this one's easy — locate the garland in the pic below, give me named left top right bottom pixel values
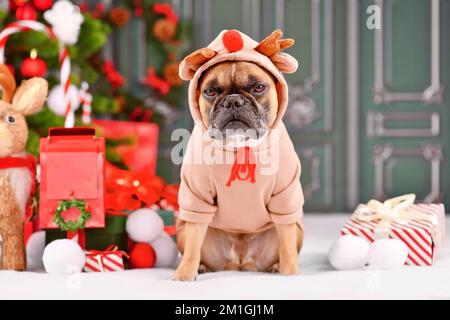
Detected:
left=53, top=199, right=92, bottom=232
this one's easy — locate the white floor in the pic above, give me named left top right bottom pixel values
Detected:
left=1, top=214, right=450, bottom=300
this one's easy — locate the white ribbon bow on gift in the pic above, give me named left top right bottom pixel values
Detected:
left=356, top=194, right=438, bottom=229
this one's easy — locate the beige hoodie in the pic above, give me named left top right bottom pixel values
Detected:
left=177, top=30, right=304, bottom=233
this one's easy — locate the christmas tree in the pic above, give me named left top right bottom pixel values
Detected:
left=0, top=0, right=191, bottom=159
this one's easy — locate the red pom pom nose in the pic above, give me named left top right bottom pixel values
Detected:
left=222, top=30, right=244, bottom=53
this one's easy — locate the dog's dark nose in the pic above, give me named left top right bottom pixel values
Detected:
left=223, top=94, right=245, bottom=109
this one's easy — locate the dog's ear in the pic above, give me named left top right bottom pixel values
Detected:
left=179, top=48, right=217, bottom=80
left=255, top=29, right=298, bottom=74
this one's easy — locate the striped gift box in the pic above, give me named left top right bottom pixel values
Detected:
left=84, top=245, right=129, bottom=272
left=342, top=203, right=446, bottom=266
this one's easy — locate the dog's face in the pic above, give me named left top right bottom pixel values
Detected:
left=198, top=61, right=278, bottom=143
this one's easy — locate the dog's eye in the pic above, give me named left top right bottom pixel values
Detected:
left=6, top=116, right=15, bottom=124
left=253, top=83, right=267, bottom=93
left=203, top=88, right=217, bottom=97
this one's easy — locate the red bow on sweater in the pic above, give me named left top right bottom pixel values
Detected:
left=226, top=147, right=257, bottom=187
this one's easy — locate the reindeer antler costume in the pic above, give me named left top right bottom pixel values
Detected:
left=0, top=65, right=47, bottom=271
left=176, top=30, right=304, bottom=234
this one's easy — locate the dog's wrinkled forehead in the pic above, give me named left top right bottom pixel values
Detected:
left=199, top=61, right=276, bottom=92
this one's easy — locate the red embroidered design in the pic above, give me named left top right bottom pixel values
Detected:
left=226, top=147, right=256, bottom=187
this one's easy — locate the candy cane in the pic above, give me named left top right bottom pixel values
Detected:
left=79, top=82, right=92, bottom=124
left=0, top=20, right=74, bottom=128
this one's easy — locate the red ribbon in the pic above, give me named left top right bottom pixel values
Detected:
left=85, top=245, right=130, bottom=259
left=105, top=162, right=165, bottom=211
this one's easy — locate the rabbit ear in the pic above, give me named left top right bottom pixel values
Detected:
left=0, top=64, right=16, bottom=103
left=12, top=78, right=48, bottom=115
left=179, top=48, right=217, bottom=80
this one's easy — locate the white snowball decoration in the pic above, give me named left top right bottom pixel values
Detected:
left=42, top=239, right=85, bottom=274
left=151, top=233, right=179, bottom=268
left=368, top=239, right=408, bottom=269
left=26, top=231, right=46, bottom=271
left=328, top=235, right=371, bottom=270
left=126, top=209, right=164, bottom=243
left=47, top=84, right=80, bottom=116
left=44, top=0, right=84, bottom=45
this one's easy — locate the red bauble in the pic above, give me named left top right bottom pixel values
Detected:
left=222, top=30, right=244, bottom=53
left=32, top=0, right=53, bottom=11
left=16, top=3, right=37, bottom=20
left=129, top=243, right=156, bottom=269
left=20, top=57, right=47, bottom=77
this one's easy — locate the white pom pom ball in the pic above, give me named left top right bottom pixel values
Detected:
left=126, top=209, right=164, bottom=243
left=368, top=239, right=408, bottom=269
left=26, top=231, right=46, bottom=271
left=47, top=84, right=80, bottom=116
left=329, top=235, right=371, bottom=270
left=151, top=233, right=179, bottom=268
left=42, top=239, right=85, bottom=274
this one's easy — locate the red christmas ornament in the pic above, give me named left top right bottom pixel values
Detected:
left=16, top=3, right=37, bottom=20
left=222, top=30, right=244, bottom=53
left=9, top=0, right=27, bottom=11
left=32, top=0, right=53, bottom=11
left=20, top=50, right=47, bottom=77
left=129, top=243, right=156, bottom=269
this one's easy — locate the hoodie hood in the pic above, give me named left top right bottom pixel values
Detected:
left=179, top=29, right=298, bottom=131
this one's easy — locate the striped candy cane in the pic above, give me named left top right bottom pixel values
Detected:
left=78, top=82, right=92, bottom=124
left=0, top=20, right=78, bottom=128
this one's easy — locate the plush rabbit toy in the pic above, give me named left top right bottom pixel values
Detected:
left=0, top=65, right=48, bottom=270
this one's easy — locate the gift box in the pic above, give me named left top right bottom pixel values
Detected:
left=39, top=128, right=106, bottom=232
left=46, top=213, right=129, bottom=251
left=342, top=194, right=445, bottom=266
left=93, top=119, right=159, bottom=174
left=84, top=245, right=129, bottom=272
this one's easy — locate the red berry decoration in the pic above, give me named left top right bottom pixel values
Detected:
left=32, top=0, right=53, bottom=11
left=20, top=51, right=47, bottom=78
left=222, top=30, right=244, bottom=53
left=129, top=243, right=156, bottom=269
left=16, top=3, right=37, bottom=20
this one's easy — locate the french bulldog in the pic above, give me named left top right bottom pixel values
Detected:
left=175, top=29, right=304, bottom=281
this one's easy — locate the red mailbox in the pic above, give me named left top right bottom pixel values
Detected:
left=39, top=128, right=106, bottom=231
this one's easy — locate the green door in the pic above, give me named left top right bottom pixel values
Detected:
left=356, top=0, right=450, bottom=208
left=108, top=0, right=450, bottom=212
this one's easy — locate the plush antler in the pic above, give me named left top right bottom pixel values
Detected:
left=0, top=64, right=16, bottom=103
left=185, top=48, right=217, bottom=66
left=255, top=29, right=294, bottom=57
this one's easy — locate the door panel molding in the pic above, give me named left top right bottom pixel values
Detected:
left=283, top=0, right=333, bottom=132
left=372, top=144, right=442, bottom=202
left=299, top=143, right=333, bottom=208
left=346, top=0, right=360, bottom=208
left=367, top=111, right=440, bottom=137
left=373, top=0, right=443, bottom=104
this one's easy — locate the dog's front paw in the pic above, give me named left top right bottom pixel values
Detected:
left=279, top=260, right=300, bottom=276
left=174, top=264, right=198, bottom=281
